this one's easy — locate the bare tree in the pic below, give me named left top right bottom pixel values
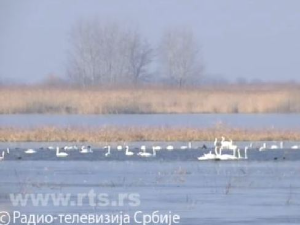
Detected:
left=67, top=20, right=153, bottom=86
left=125, top=31, right=153, bottom=84
left=67, top=19, right=101, bottom=87
left=160, top=28, right=203, bottom=87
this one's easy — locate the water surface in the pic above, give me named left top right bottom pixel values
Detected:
left=1, top=114, right=300, bottom=129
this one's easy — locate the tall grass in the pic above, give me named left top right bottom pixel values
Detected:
left=1, top=84, right=300, bottom=114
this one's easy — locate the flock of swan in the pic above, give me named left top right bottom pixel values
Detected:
left=0, top=137, right=298, bottom=161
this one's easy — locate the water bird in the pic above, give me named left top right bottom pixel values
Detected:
left=220, top=136, right=233, bottom=149
left=259, top=143, right=267, bottom=151
left=201, top=144, right=207, bottom=149
left=180, top=142, right=192, bottom=150
left=64, top=146, right=76, bottom=151
left=237, top=147, right=248, bottom=159
left=6, top=148, right=10, bottom=154
left=80, top=146, right=93, bottom=153
left=25, top=149, right=36, bottom=154
left=291, top=145, right=299, bottom=149
left=138, top=146, right=152, bottom=157
left=117, top=145, right=123, bottom=151
left=271, top=142, right=283, bottom=149
left=56, top=147, right=68, bottom=157
left=198, top=151, right=217, bottom=161
left=166, top=145, right=174, bottom=151
left=0, top=151, right=5, bottom=161
left=48, top=146, right=55, bottom=150
left=104, top=146, right=111, bottom=157
left=125, top=146, right=134, bottom=156
left=152, top=146, right=162, bottom=151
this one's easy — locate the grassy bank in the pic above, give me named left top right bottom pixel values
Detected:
left=1, top=126, right=300, bottom=142
left=1, top=84, right=300, bottom=114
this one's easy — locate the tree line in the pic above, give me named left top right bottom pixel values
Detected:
left=67, top=20, right=203, bottom=87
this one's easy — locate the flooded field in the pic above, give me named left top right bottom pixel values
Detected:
left=1, top=143, right=300, bottom=224
left=0, top=159, right=300, bottom=224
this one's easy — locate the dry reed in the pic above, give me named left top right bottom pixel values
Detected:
left=1, top=84, right=300, bottom=114
left=1, top=126, right=300, bottom=142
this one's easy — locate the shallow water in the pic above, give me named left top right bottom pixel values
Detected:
left=1, top=142, right=300, bottom=224
left=1, top=114, right=300, bottom=129
left=0, top=160, right=300, bottom=225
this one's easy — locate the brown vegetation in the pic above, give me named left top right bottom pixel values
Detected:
left=1, top=84, right=300, bottom=114
left=1, top=126, right=300, bottom=142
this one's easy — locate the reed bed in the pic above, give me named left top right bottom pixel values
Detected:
left=1, top=126, right=300, bottom=142
left=1, top=84, right=300, bottom=114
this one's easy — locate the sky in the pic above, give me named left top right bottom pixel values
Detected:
left=0, top=0, right=300, bottom=83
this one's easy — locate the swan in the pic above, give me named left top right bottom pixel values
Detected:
left=259, top=143, right=267, bottom=151
left=152, top=147, right=159, bottom=157
left=238, top=147, right=248, bottom=159
left=56, top=147, right=68, bottom=157
left=6, top=148, right=10, bottom=154
left=198, top=146, right=220, bottom=160
left=138, top=146, right=152, bottom=157
left=153, top=146, right=162, bottom=151
left=215, top=153, right=238, bottom=160
left=166, top=145, right=174, bottom=151
left=125, top=146, right=134, bottom=156
left=214, top=138, right=218, bottom=147
left=48, top=146, right=55, bottom=150
left=215, top=145, right=238, bottom=161
left=117, top=145, right=123, bottom=151
left=220, top=136, right=233, bottom=149
left=291, top=145, right=299, bottom=149
left=271, top=142, right=283, bottom=149
left=104, top=146, right=111, bottom=157
left=80, top=146, right=93, bottom=154
left=180, top=142, right=192, bottom=150
left=198, top=151, right=217, bottom=160
left=64, top=146, right=75, bottom=151
left=25, top=149, right=36, bottom=154
left=0, top=151, right=5, bottom=161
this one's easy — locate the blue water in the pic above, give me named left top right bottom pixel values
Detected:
left=1, top=114, right=300, bottom=129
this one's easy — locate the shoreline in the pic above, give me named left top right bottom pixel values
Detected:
left=1, top=126, right=300, bottom=142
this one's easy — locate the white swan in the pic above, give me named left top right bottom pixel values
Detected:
left=271, top=142, right=283, bottom=149
left=64, top=146, right=75, bottom=151
left=216, top=153, right=238, bottom=160
left=259, top=143, right=267, bottom=151
left=198, top=146, right=220, bottom=161
left=6, top=148, right=10, bottom=154
left=180, top=142, right=192, bottom=150
left=238, top=147, right=248, bottom=159
left=104, top=146, right=111, bottom=157
left=198, top=146, right=238, bottom=161
left=80, top=146, right=93, bottom=154
left=56, top=147, right=68, bottom=157
left=117, top=145, right=123, bottom=151
left=214, top=138, right=218, bottom=147
left=153, top=146, right=162, bottom=151
left=198, top=151, right=217, bottom=160
left=138, top=146, right=152, bottom=157
left=220, top=136, right=233, bottom=149
left=0, top=151, right=5, bottom=161
left=25, top=149, right=36, bottom=154
left=291, top=145, right=299, bottom=149
left=166, top=145, right=174, bottom=151
left=125, top=146, right=134, bottom=156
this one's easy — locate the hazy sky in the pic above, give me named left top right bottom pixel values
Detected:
left=1, top=0, right=300, bottom=83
